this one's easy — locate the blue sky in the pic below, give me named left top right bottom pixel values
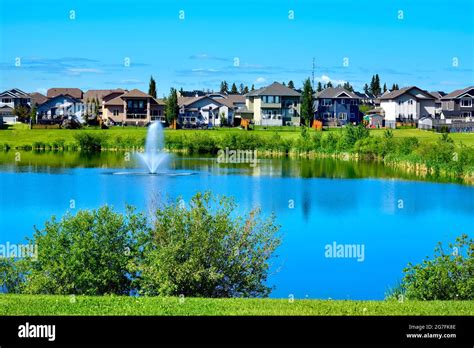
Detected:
left=0, top=0, right=473, bottom=96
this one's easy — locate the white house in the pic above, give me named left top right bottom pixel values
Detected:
left=379, top=86, right=436, bottom=128
left=178, top=95, right=237, bottom=127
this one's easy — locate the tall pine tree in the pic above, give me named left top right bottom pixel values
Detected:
left=166, top=88, right=179, bottom=126
left=220, top=81, right=229, bottom=94
left=300, top=78, right=314, bottom=127
left=288, top=80, right=295, bottom=89
left=230, top=83, right=238, bottom=94
left=148, top=76, right=157, bottom=98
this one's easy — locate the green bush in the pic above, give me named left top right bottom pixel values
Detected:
left=74, top=132, right=109, bottom=151
left=22, top=206, right=147, bottom=295
left=131, top=192, right=281, bottom=297
left=392, top=235, right=473, bottom=300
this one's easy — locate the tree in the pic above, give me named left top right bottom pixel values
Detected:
left=251, top=84, right=255, bottom=91
left=243, top=86, right=249, bottom=94
left=370, top=74, right=381, bottom=96
left=391, top=83, right=399, bottom=91
left=288, top=80, right=295, bottom=89
left=131, top=192, right=281, bottom=297
left=239, top=83, right=245, bottom=94
left=326, top=81, right=333, bottom=88
left=282, top=81, right=286, bottom=86
left=220, top=81, right=229, bottom=94
left=343, top=82, right=353, bottom=92
left=300, top=78, right=314, bottom=127
left=383, top=83, right=387, bottom=93
left=13, top=105, right=30, bottom=123
left=166, top=87, right=179, bottom=125
left=363, top=83, right=369, bottom=94
left=30, top=104, right=37, bottom=125
left=148, top=76, right=157, bottom=98
left=317, top=82, right=323, bottom=92
left=230, top=83, right=238, bottom=94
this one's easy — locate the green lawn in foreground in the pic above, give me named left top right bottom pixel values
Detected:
left=0, top=295, right=472, bottom=316
left=1, top=124, right=473, bottom=148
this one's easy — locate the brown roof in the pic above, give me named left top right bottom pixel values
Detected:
left=378, top=86, right=436, bottom=100
left=104, top=95, right=125, bottom=106
left=246, top=82, right=301, bottom=97
left=47, top=88, right=83, bottom=99
left=29, top=92, right=49, bottom=106
left=83, top=89, right=124, bottom=102
left=121, top=89, right=152, bottom=98
left=314, top=87, right=359, bottom=99
left=440, top=86, right=474, bottom=100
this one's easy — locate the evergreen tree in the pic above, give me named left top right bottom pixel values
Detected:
left=251, top=84, right=255, bottom=91
left=383, top=83, right=387, bottom=93
left=391, top=83, right=399, bottom=91
left=327, top=81, right=333, bottom=88
left=374, top=74, right=381, bottom=96
left=220, top=81, right=229, bottom=94
left=148, top=76, right=157, bottom=98
left=282, top=81, right=286, bottom=86
left=343, top=82, right=353, bottom=92
left=363, top=83, right=369, bottom=94
left=288, top=80, right=295, bottom=89
left=239, top=83, right=245, bottom=94
left=300, top=78, right=314, bottom=127
left=166, top=88, right=179, bottom=125
left=317, top=82, right=323, bottom=92
left=179, top=87, right=184, bottom=96
left=230, top=83, right=238, bottom=94
left=243, top=86, right=249, bottom=94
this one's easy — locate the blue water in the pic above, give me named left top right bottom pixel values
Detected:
left=0, top=157, right=473, bottom=300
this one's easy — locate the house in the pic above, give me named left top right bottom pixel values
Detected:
left=378, top=86, right=436, bottom=128
left=430, top=91, right=446, bottom=117
left=83, top=89, right=125, bottom=120
left=37, top=94, right=84, bottom=123
left=354, top=91, right=376, bottom=106
left=243, top=82, right=301, bottom=126
left=438, top=86, right=474, bottom=132
left=178, top=95, right=238, bottom=127
left=0, top=88, right=32, bottom=124
left=313, top=87, right=361, bottom=126
left=102, top=89, right=165, bottom=126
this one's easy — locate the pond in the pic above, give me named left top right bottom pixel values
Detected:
left=0, top=151, right=473, bottom=300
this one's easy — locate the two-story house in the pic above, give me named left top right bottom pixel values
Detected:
left=436, top=86, right=474, bottom=132
left=102, top=89, right=165, bottom=126
left=36, top=94, right=85, bottom=123
left=313, top=87, right=361, bottom=126
left=243, top=82, right=301, bottom=126
left=378, top=86, right=436, bottom=128
left=0, top=88, right=31, bottom=124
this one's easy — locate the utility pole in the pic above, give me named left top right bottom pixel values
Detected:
left=312, top=57, right=315, bottom=90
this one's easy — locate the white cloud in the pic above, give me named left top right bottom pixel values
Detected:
left=36, top=88, right=47, bottom=95
left=66, top=68, right=102, bottom=75
left=254, top=77, right=266, bottom=84
left=317, top=74, right=346, bottom=86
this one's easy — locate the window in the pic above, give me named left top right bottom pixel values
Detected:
left=340, top=99, right=345, bottom=104
left=127, top=100, right=133, bottom=108
left=2, top=98, right=12, bottom=103
left=350, top=99, right=358, bottom=105
left=113, top=110, right=119, bottom=116
left=461, top=98, right=472, bottom=107
left=321, top=99, right=332, bottom=106
left=408, top=100, right=414, bottom=105
left=339, top=113, right=347, bottom=120
left=138, top=101, right=144, bottom=109
left=461, top=112, right=472, bottom=117
left=323, top=112, right=331, bottom=120
left=398, top=100, right=402, bottom=105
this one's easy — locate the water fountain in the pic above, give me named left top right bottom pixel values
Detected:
left=138, top=121, right=168, bottom=174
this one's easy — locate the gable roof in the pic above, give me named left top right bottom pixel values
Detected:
left=314, top=87, right=359, bottom=99
left=83, top=89, right=125, bottom=102
left=0, top=88, right=31, bottom=99
left=246, top=82, right=301, bottom=97
left=47, top=88, right=83, bottom=99
left=440, top=86, right=474, bottom=100
left=121, top=89, right=152, bottom=98
left=378, top=86, right=436, bottom=100
left=429, top=91, right=446, bottom=100
left=29, top=92, right=49, bottom=105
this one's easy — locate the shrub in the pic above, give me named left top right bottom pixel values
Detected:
left=22, top=206, right=147, bottom=295
left=74, top=132, right=109, bottom=151
left=131, top=192, right=281, bottom=297
left=397, top=137, right=419, bottom=156
left=393, top=234, right=473, bottom=300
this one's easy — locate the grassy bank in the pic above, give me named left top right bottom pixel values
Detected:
left=1, top=295, right=472, bottom=316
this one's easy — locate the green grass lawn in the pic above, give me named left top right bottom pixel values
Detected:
left=1, top=124, right=473, bottom=149
left=0, top=295, right=472, bottom=316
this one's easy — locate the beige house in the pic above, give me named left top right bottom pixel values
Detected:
left=243, top=82, right=301, bottom=126
left=102, top=89, right=165, bottom=126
